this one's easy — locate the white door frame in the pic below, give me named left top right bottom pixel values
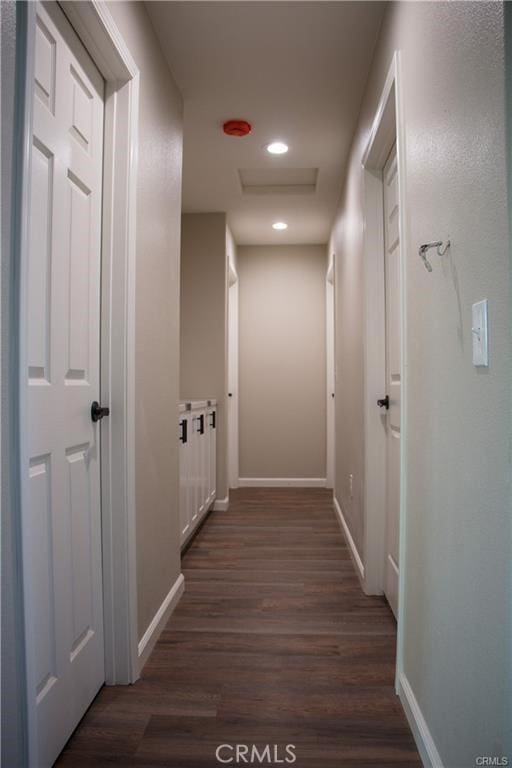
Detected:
left=227, top=264, right=239, bottom=489
left=361, top=51, right=408, bottom=688
left=326, top=255, right=335, bottom=489
left=17, top=3, right=140, bottom=759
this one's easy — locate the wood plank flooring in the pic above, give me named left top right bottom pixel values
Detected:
left=56, top=488, right=421, bottom=767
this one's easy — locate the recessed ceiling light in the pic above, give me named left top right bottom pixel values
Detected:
left=267, top=141, right=289, bottom=155
left=272, top=221, right=288, bottom=230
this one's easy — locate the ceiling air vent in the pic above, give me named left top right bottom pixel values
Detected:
left=238, top=167, right=318, bottom=195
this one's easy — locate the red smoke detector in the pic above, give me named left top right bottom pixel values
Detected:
left=223, top=119, right=252, bottom=137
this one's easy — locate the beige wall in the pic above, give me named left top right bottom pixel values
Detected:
left=238, top=245, right=327, bottom=480
left=107, top=1, right=183, bottom=641
left=180, top=213, right=229, bottom=500
left=330, top=1, right=511, bottom=762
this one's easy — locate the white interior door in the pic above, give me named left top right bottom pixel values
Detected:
left=24, top=4, right=105, bottom=765
left=382, top=144, right=401, bottom=618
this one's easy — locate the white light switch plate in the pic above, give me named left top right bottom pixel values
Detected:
left=472, top=299, right=488, bottom=367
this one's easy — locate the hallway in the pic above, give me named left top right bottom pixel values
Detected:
left=3, top=1, right=512, bottom=764
left=56, top=489, right=420, bottom=767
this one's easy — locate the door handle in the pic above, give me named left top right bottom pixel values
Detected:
left=179, top=418, right=188, bottom=444
left=377, top=395, right=390, bottom=410
left=91, top=401, right=110, bottom=422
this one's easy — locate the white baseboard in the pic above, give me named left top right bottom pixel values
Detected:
left=213, top=496, right=229, bottom=511
left=333, top=496, right=365, bottom=581
left=238, top=477, right=327, bottom=488
left=398, top=673, right=443, bottom=768
left=138, top=573, right=185, bottom=671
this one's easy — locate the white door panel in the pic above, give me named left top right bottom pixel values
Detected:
left=383, top=145, right=401, bottom=618
left=208, top=408, right=217, bottom=503
left=25, top=4, right=105, bottom=765
left=193, top=409, right=207, bottom=517
left=179, top=413, right=191, bottom=543
left=190, top=413, right=200, bottom=523
left=200, top=411, right=208, bottom=514
left=180, top=405, right=217, bottom=546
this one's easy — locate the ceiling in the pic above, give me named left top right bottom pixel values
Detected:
left=146, top=2, right=384, bottom=245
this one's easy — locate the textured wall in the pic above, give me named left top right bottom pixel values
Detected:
left=107, top=1, right=183, bottom=641
left=330, top=2, right=512, bottom=763
left=180, top=213, right=229, bottom=500
left=238, top=245, right=327, bottom=480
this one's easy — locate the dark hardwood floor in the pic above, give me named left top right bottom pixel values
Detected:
left=57, top=488, right=421, bottom=767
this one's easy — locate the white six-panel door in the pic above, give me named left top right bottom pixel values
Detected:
left=383, top=144, right=401, bottom=618
left=25, top=4, right=105, bottom=765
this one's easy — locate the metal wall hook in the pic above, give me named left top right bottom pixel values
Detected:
left=419, top=240, right=450, bottom=272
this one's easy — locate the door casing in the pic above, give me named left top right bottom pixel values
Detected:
left=326, top=256, right=335, bottom=490
left=227, top=266, right=239, bottom=489
left=16, top=2, right=140, bottom=761
left=361, top=51, right=408, bottom=690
